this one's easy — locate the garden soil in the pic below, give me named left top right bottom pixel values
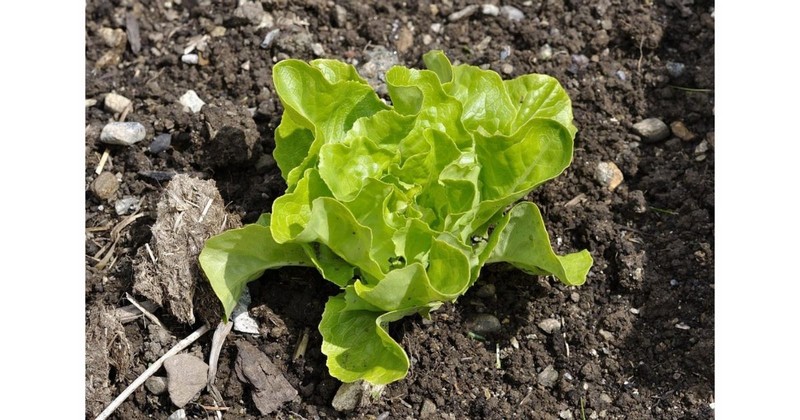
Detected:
left=85, top=0, right=714, bottom=418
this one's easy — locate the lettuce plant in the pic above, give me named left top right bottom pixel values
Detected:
left=199, top=51, right=592, bottom=385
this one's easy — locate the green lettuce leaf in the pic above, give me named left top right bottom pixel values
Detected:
left=199, top=51, right=592, bottom=386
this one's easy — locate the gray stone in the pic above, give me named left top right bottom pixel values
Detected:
left=500, top=5, right=525, bottom=21
left=311, top=43, right=325, bottom=57
left=598, top=329, right=614, bottom=341
left=475, top=283, right=496, bottom=298
left=481, top=4, right=500, bottom=16
left=332, top=381, right=364, bottom=412
left=145, top=376, right=168, bottom=395
left=537, top=318, right=561, bottom=334
left=420, top=398, right=437, bottom=419
left=179, top=90, right=205, bottom=113
left=666, top=61, right=685, bottom=78
left=233, top=1, right=265, bottom=25
left=100, top=122, right=146, bottom=146
left=231, top=288, right=260, bottom=334
left=594, top=161, right=624, bottom=191
left=149, top=133, right=172, bottom=154
left=632, top=118, right=670, bottom=143
left=448, top=5, right=479, bottom=22
left=104, top=92, right=132, bottom=114
left=467, top=313, right=501, bottom=335
left=91, top=172, right=119, bottom=200
left=333, top=5, right=348, bottom=27
left=114, top=196, right=140, bottom=215
left=260, top=28, right=280, bottom=49
left=167, top=409, right=187, bottom=420
left=235, top=341, right=297, bottom=414
left=539, top=44, right=553, bottom=60
left=538, top=365, right=559, bottom=388
left=559, top=409, right=574, bottom=419
left=164, top=354, right=209, bottom=408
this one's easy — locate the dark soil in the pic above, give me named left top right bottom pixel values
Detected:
left=85, top=0, right=714, bottom=418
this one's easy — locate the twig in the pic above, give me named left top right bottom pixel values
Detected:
left=197, top=198, right=213, bottom=223
left=125, top=293, right=167, bottom=331
left=95, top=148, right=111, bottom=175
left=293, top=328, right=310, bottom=360
left=145, top=243, right=157, bottom=265
left=114, top=300, right=160, bottom=324
left=637, top=37, right=644, bottom=73
left=95, top=323, right=211, bottom=420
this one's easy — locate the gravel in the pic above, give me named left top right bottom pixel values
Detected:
left=100, top=122, right=146, bottom=146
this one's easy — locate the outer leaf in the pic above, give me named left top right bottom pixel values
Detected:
left=199, top=222, right=314, bottom=320
left=320, top=293, right=436, bottom=385
left=487, top=202, right=593, bottom=286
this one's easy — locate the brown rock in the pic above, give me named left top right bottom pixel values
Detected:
left=670, top=121, right=696, bottom=141
left=235, top=341, right=297, bottom=414
left=91, top=172, right=119, bottom=200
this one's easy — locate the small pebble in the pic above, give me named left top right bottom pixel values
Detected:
left=629, top=308, right=640, bottom=315
left=231, top=288, right=260, bottom=334
left=164, top=354, right=209, bottom=407
left=100, top=122, right=146, bottom=146
left=537, top=318, right=561, bottom=334
left=260, top=28, right=280, bottom=49
left=91, top=172, right=119, bottom=200
left=670, top=279, right=679, bottom=287
left=559, top=409, right=574, bottom=419
left=467, top=313, right=501, bottom=335
left=594, top=161, right=624, bottom=191
left=104, top=92, right=132, bottom=114
left=86, top=98, right=98, bottom=108
left=422, top=34, right=433, bottom=45
left=570, top=292, right=580, bottom=302
left=600, top=393, right=613, bottom=404
left=481, top=4, right=500, bottom=16
left=311, top=43, right=325, bottom=57
left=539, top=44, right=553, bottom=60
left=537, top=365, right=559, bottom=388
left=475, top=283, right=496, bottom=298
left=167, top=409, right=187, bottom=420
left=675, top=322, right=691, bottom=330
left=448, top=4, right=479, bottom=22
left=500, top=45, right=511, bottom=60
left=500, top=5, right=525, bottom=21
left=332, top=381, right=364, bottom=412
left=598, top=329, right=614, bottom=341
left=333, top=5, right=348, bottom=27
left=179, top=90, right=205, bottom=113
left=665, top=61, right=685, bottom=78
left=670, top=121, right=696, bottom=141
left=420, top=399, right=437, bottom=419
left=694, top=140, right=709, bottom=155
left=98, top=27, right=126, bottom=48
left=181, top=54, right=199, bottom=64
left=115, top=196, right=140, bottom=215
left=149, top=133, right=172, bottom=154
left=430, top=23, right=442, bottom=33
left=145, top=376, right=168, bottom=395
left=501, top=64, right=514, bottom=75
left=632, top=118, right=670, bottom=143
left=510, top=336, right=520, bottom=349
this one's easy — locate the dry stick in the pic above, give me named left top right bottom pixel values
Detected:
left=95, top=148, right=111, bottom=174
left=125, top=292, right=167, bottom=331
left=94, top=323, right=211, bottom=420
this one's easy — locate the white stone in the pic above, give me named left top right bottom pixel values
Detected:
left=104, top=92, right=132, bottom=114
left=179, top=90, right=205, bottom=113
left=100, top=122, right=146, bottom=146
